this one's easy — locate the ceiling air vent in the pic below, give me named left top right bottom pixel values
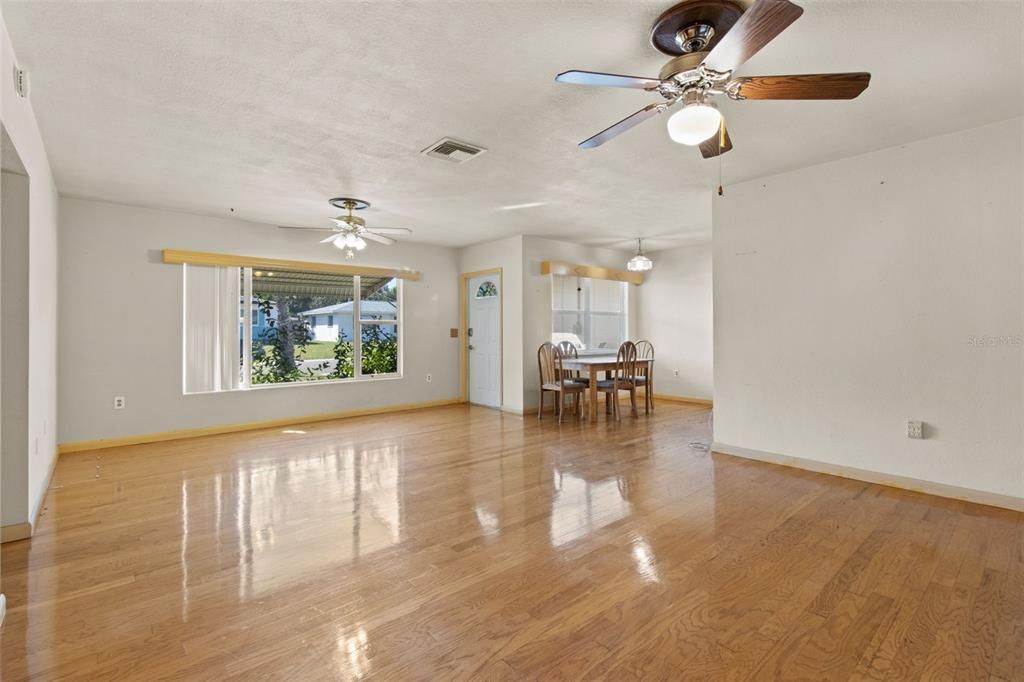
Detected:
left=421, top=137, right=487, bottom=163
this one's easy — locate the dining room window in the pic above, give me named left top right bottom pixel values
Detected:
left=550, top=274, right=627, bottom=353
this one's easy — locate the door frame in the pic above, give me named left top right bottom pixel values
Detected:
left=459, top=268, right=503, bottom=406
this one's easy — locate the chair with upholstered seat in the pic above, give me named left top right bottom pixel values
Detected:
left=538, top=342, right=587, bottom=423
left=635, top=340, right=654, bottom=414
left=596, top=341, right=639, bottom=420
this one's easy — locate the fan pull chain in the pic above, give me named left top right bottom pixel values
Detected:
left=717, top=121, right=725, bottom=197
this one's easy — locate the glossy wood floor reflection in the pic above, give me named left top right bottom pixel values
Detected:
left=2, top=403, right=1022, bottom=681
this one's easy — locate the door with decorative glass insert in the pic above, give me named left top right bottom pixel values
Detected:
left=468, top=274, right=501, bottom=408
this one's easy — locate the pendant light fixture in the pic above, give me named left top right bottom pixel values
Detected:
left=627, top=238, right=653, bottom=272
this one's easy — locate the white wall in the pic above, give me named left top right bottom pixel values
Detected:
left=58, top=197, right=461, bottom=444
left=1, top=171, right=29, bottom=525
left=635, top=243, right=713, bottom=401
left=458, top=235, right=524, bottom=411
left=521, top=236, right=635, bottom=410
left=713, top=117, right=1024, bottom=502
left=1, top=17, right=61, bottom=530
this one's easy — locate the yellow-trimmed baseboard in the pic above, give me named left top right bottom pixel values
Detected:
left=1, top=523, right=31, bottom=543
left=58, top=398, right=463, bottom=455
left=653, top=394, right=713, bottom=406
left=712, top=441, right=1024, bottom=513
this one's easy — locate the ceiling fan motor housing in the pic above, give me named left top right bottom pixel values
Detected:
left=335, top=215, right=366, bottom=229
left=676, top=22, right=715, bottom=52
left=658, top=52, right=709, bottom=81
left=650, top=0, right=744, bottom=56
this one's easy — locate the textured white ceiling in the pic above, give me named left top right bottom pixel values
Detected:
left=3, top=1, right=1022, bottom=247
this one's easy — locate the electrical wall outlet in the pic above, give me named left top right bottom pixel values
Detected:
left=425, top=374, right=432, bottom=383
left=907, top=420, right=923, bottom=439
left=113, top=396, right=126, bottom=410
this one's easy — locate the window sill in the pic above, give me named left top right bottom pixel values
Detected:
left=186, top=374, right=403, bottom=396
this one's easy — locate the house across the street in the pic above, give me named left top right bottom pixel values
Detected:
left=300, top=300, right=397, bottom=342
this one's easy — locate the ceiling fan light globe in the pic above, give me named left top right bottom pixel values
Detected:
left=666, top=103, right=722, bottom=145
left=331, top=236, right=346, bottom=250
left=354, top=237, right=367, bottom=251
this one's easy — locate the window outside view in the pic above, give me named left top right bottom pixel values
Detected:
left=551, top=275, right=627, bottom=352
left=245, top=269, right=400, bottom=386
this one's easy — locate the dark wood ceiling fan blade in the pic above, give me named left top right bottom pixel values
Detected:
left=701, top=0, right=804, bottom=74
left=732, top=72, right=870, bottom=99
left=699, top=121, right=733, bottom=158
left=579, top=102, right=665, bottom=149
left=556, top=70, right=662, bottom=90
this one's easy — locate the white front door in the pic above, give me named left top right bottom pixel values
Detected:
left=468, top=274, right=501, bottom=408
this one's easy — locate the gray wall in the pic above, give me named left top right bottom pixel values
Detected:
left=1, top=170, right=29, bottom=525
left=58, top=197, right=462, bottom=444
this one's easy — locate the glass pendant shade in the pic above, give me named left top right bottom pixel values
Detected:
left=627, top=239, right=653, bottom=272
left=333, top=233, right=367, bottom=250
left=627, top=254, right=653, bottom=272
left=666, top=102, right=722, bottom=145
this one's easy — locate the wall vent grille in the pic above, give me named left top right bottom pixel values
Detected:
left=421, top=137, right=486, bottom=163
left=14, top=65, right=28, bottom=98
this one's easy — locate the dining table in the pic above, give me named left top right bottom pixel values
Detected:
left=560, top=355, right=652, bottom=421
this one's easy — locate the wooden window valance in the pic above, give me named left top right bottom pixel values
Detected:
left=540, top=260, right=643, bottom=285
left=161, top=249, right=421, bottom=281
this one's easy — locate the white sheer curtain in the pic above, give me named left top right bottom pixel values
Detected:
left=183, top=264, right=241, bottom=393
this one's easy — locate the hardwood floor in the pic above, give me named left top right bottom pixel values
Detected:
left=1, top=403, right=1021, bottom=680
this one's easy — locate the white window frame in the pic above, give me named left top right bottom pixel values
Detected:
left=550, top=274, right=628, bottom=354
left=231, top=268, right=402, bottom=391
left=356, top=275, right=403, bottom=378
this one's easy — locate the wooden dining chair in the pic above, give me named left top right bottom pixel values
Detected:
left=635, top=340, right=654, bottom=414
left=537, top=342, right=587, bottom=423
left=596, top=341, right=639, bottom=421
left=556, top=340, right=589, bottom=385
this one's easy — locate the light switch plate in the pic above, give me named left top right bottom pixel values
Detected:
left=907, top=420, right=923, bottom=439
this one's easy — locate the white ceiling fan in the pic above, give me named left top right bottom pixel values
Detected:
left=279, top=198, right=412, bottom=259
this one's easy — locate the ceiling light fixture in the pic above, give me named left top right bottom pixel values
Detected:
left=627, top=239, right=653, bottom=272
left=666, top=92, right=722, bottom=145
left=333, top=234, right=367, bottom=251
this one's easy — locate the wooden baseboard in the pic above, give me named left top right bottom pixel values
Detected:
left=1, top=523, right=32, bottom=543
left=712, top=442, right=1024, bottom=513
left=654, top=394, right=713, bottom=406
left=58, top=398, right=463, bottom=455
left=516, top=395, right=711, bottom=415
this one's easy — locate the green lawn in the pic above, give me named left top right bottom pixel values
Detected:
left=299, top=341, right=336, bottom=360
